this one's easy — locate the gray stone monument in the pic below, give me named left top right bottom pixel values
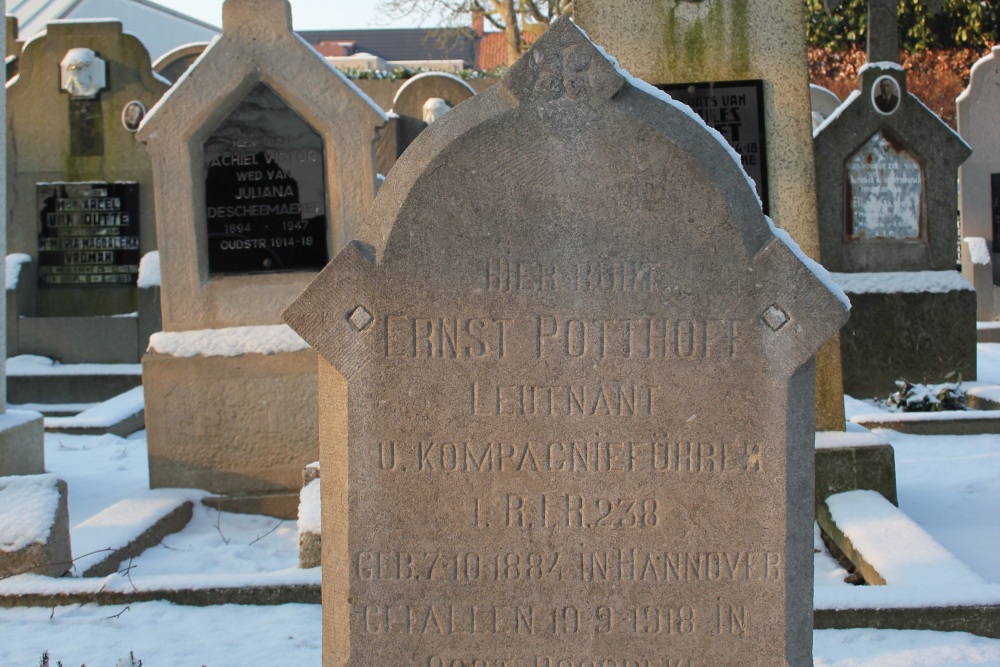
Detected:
left=137, top=0, right=386, bottom=515
left=285, top=20, right=848, bottom=666
left=957, top=47, right=1000, bottom=322
left=814, top=62, right=974, bottom=396
left=574, top=0, right=849, bottom=432
left=5, top=20, right=168, bottom=364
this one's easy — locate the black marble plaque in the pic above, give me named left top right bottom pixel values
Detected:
left=992, top=174, right=1000, bottom=254
left=657, top=80, right=770, bottom=214
left=37, top=182, right=140, bottom=287
left=69, top=98, right=104, bottom=156
left=204, top=83, right=328, bottom=275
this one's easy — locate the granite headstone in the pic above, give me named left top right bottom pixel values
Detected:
left=285, top=20, right=848, bottom=667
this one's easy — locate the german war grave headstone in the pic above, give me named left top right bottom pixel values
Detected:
left=574, top=0, right=848, bottom=432
left=813, top=8, right=974, bottom=397
left=957, top=47, right=1000, bottom=323
left=5, top=20, right=168, bottom=374
left=137, top=0, right=386, bottom=516
left=285, top=19, right=849, bottom=666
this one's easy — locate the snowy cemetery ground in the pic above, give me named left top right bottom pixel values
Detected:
left=1, top=349, right=1000, bottom=665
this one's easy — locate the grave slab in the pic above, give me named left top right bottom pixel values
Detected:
left=44, top=386, right=145, bottom=436
left=818, top=489, right=984, bottom=587
left=286, top=19, right=848, bottom=667
left=0, top=475, right=71, bottom=578
left=72, top=491, right=200, bottom=577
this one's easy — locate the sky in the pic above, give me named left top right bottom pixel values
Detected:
left=153, top=0, right=452, bottom=31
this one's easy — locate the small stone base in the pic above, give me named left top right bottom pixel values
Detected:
left=0, top=410, right=45, bottom=476
left=0, top=476, right=71, bottom=578
left=299, top=532, right=321, bottom=569
left=840, top=287, right=977, bottom=398
left=143, top=348, right=318, bottom=499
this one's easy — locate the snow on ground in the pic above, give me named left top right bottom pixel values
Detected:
left=0, top=602, right=320, bottom=666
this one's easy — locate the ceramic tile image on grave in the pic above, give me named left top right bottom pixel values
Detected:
left=285, top=19, right=848, bottom=667
left=204, top=82, right=329, bottom=275
left=36, top=182, right=141, bottom=287
left=846, top=131, right=923, bottom=241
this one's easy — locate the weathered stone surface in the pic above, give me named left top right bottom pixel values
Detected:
left=814, top=65, right=971, bottom=273
left=574, top=0, right=848, bottom=432
left=0, top=411, right=45, bottom=476
left=136, top=0, right=386, bottom=331
left=286, top=20, right=847, bottom=667
left=836, top=281, right=977, bottom=398
left=143, top=348, right=318, bottom=497
left=957, top=47, right=1000, bottom=317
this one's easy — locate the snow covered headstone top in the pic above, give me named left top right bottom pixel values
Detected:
left=285, top=18, right=847, bottom=667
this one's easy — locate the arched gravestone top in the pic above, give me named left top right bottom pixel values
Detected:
left=809, top=84, right=841, bottom=129
left=814, top=63, right=971, bottom=272
left=390, top=72, right=476, bottom=153
left=286, top=19, right=847, bottom=667
left=136, top=0, right=387, bottom=331
left=152, top=42, right=208, bottom=85
left=957, top=46, right=1000, bottom=247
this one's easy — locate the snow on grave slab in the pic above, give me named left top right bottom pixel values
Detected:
left=6, top=355, right=142, bottom=376
left=148, top=324, right=309, bottom=358
left=851, top=409, right=1000, bottom=435
left=816, top=422, right=891, bottom=449
left=0, top=474, right=71, bottom=577
left=44, top=386, right=144, bottom=436
left=71, top=489, right=206, bottom=577
left=824, top=489, right=985, bottom=587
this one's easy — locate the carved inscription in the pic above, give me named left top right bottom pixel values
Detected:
left=203, top=82, right=328, bottom=275
left=383, top=315, right=743, bottom=362
left=376, top=440, right=764, bottom=475
left=355, top=550, right=782, bottom=583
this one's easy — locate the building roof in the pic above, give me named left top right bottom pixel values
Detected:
left=298, top=28, right=477, bottom=69
left=475, top=30, right=536, bottom=70
left=9, top=0, right=219, bottom=38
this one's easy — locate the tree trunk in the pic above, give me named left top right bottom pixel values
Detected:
left=495, top=0, right=521, bottom=65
